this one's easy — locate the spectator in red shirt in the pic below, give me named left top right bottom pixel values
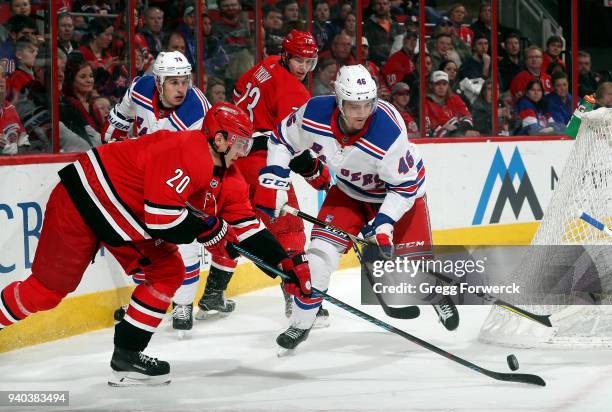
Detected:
left=6, top=36, right=37, bottom=103
left=541, top=35, right=565, bottom=75
left=79, top=17, right=117, bottom=73
left=509, top=45, right=552, bottom=101
left=425, top=70, right=479, bottom=137
left=60, top=52, right=103, bottom=147
left=390, top=81, right=419, bottom=138
left=382, top=30, right=417, bottom=87
left=447, top=3, right=474, bottom=48
left=0, top=68, right=30, bottom=155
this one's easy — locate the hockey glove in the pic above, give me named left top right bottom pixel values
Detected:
left=280, top=251, right=312, bottom=297
left=362, top=214, right=395, bottom=259
left=254, top=165, right=290, bottom=218
left=302, top=158, right=331, bottom=191
left=102, top=109, right=133, bottom=143
left=197, top=217, right=239, bottom=260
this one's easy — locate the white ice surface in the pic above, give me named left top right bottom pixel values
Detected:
left=1, top=267, right=612, bottom=412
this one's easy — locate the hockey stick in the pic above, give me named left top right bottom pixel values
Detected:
left=282, top=205, right=419, bottom=319
left=282, top=205, right=552, bottom=328
left=230, top=243, right=546, bottom=386
left=352, top=242, right=420, bottom=319
left=422, top=268, right=552, bottom=328
left=579, top=211, right=612, bottom=237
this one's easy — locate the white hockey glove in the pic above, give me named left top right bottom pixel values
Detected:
left=254, top=165, right=290, bottom=218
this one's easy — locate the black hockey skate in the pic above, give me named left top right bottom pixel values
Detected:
left=113, top=304, right=128, bottom=322
left=195, top=291, right=235, bottom=320
left=108, top=347, right=170, bottom=386
left=432, top=296, right=460, bottom=331
left=312, top=305, right=330, bottom=329
left=277, top=325, right=311, bottom=356
left=171, top=303, right=193, bottom=338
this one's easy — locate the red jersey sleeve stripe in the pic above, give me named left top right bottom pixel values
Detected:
left=145, top=208, right=189, bottom=230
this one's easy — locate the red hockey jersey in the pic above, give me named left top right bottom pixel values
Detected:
left=58, top=129, right=216, bottom=245
left=233, top=55, right=310, bottom=132
left=203, top=165, right=264, bottom=242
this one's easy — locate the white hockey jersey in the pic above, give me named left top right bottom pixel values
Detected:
left=105, top=75, right=210, bottom=140
left=267, top=95, right=426, bottom=223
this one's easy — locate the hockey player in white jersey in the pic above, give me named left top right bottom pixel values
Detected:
left=102, top=51, right=214, bottom=334
left=255, top=65, right=460, bottom=351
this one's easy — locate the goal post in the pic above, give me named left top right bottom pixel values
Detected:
left=478, top=108, right=612, bottom=348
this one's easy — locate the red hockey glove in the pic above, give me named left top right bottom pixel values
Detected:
left=254, top=166, right=290, bottom=218
left=197, top=217, right=239, bottom=260
left=280, top=251, right=312, bottom=297
left=302, top=158, right=331, bottom=191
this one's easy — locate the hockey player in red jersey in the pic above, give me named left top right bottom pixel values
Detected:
left=198, top=29, right=330, bottom=321
left=0, top=103, right=312, bottom=386
left=102, top=51, right=216, bottom=333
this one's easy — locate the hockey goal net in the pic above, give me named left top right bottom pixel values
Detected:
left=479, top=108, right=612, bottom=348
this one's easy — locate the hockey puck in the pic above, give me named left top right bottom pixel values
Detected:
left=507, top=354, right=519, bottom=371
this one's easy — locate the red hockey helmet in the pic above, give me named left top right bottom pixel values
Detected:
left=282, top=30, right=319, bottom=72
left=203, top=102, right=254, bottom=157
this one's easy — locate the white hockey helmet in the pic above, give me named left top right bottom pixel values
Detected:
left=334, top=64, right=378, bottom=118
left=152, top=51, right=192, bottom=89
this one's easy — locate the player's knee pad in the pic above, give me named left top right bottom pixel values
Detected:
left=306, top=238, right=343, bottom=291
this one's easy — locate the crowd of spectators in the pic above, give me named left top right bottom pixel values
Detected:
left=1, top=0, right=611, bottom=156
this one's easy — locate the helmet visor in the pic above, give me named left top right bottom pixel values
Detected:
left=291, top=56, right=319, bottom=72
left=342, top=99, right=376, bottom=118
left=227, top=134, right=253, bottom=157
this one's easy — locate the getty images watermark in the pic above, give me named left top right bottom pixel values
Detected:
left=370, top=256, right=521, bottom=296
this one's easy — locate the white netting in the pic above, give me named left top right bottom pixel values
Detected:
left=479, top=108, right=612, bottom=348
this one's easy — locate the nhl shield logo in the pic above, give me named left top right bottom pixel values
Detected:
left=210, top=179, right=219, bottom=188
left=325, top=214, right=334, bottom=223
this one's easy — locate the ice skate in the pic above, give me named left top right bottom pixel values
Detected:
left=108, top=347, right=170, bottom=386
left=195, top=291, right=235, bottom=320
left=276, top=325, right=311, bottom=356
left=171, top=303, right=193, bottom=339
left=432, top=295, right=460, bottom=331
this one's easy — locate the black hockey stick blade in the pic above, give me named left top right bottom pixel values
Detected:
left=382, top=304, right=420, bottom=319
left=231, top=244, right=546, bottom=387
left=355, top=244, right=420, bottom=319
left=483, top=370, right=546, bottom=386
